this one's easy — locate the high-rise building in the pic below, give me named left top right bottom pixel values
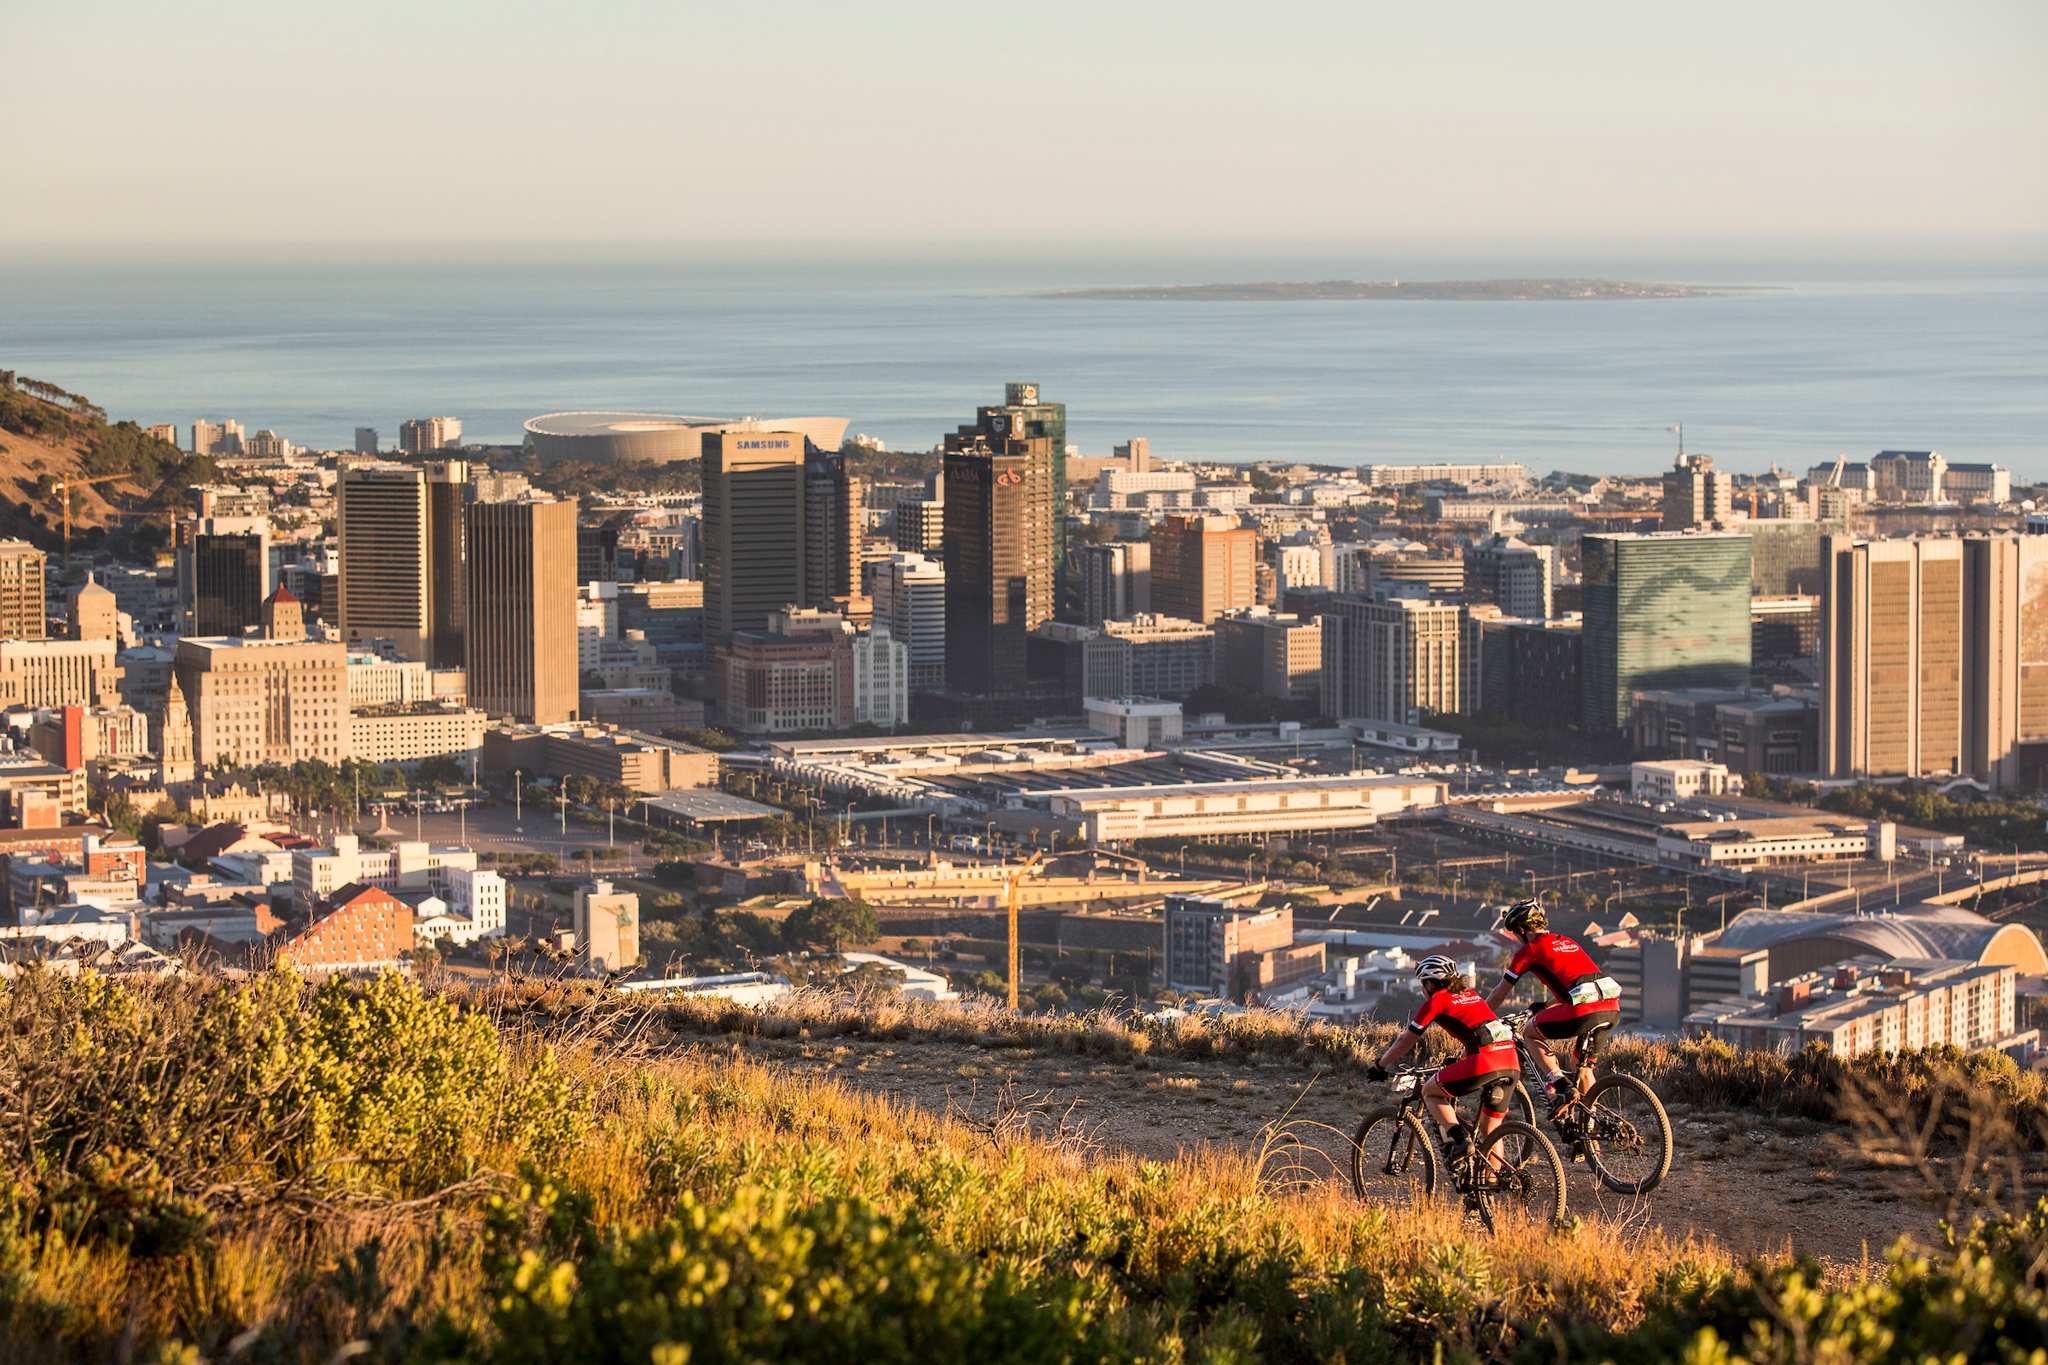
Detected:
left=179, top=516, right=269, bottom=638
left=951, top=384, right=1067, bottom=593
left=941, top=430, right=1055, bottom=695
left=891, top=494, right=944, bottom=554
left=190, top=420, right=222, bottom=456
left=1463, top=534, right=1554, bottom=618
left=1150, top=514, right=1256, bottom=624
left=1319, top=593, right=1464, bottom=724
left=338, top=463, right=431, bottom=657
left=0, top=540, right=47, bottom=640
left=1076, top=541, right=1152, bottom=625
left=1661, top=453, right=1735, bottom=530
left=145, top=423, right=178, bottom=446
left=1821, top=533, right=2048, bottom=788
left=872, top=552, right=946, bottom=690
left=398, top=416, right=463, bottom=453
left=803, top=448, right=864, bottom=607
left=353, top=427, right=380, bottom=455
left=336, top=462, right=467, bottom=663
left=702, top=430, right=809, bottom=643
left=425, top=460, right=469, bottom=669
left=1581, top=532, right=1753, bottom=733
left=465, top=498, right=578, bottom=725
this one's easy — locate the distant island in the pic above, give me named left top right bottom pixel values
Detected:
left=1042, top=277, right=1744, bottom=302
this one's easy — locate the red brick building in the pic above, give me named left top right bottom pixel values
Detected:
left=271, top=882, right=413, bottom=973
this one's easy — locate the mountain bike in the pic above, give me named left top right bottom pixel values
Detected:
left=1349, top=1063, right=1568, bottom=1231
left=1498, top=1008, right=1673, bottom=1196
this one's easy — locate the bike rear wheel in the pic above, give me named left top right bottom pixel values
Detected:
left=1580, top=1073, right=1674, bottom=1195
left=1470, top=1119, right=1568, bottom=1231
left=1350, top=1107, right=1439, bottom=1205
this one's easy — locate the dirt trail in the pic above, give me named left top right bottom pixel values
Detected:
left=700, top=1032, right=2002, bottom=1266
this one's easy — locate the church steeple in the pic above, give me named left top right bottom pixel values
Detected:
left=158, top=672, right=195, bottom=787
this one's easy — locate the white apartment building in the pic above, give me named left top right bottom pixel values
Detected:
left=1686, top=960, right=2028, bottom=1059
left=292, top=834, right=483, bottom=903
left=1631, top=760, right=1734, bottom=803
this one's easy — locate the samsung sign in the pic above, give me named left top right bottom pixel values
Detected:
left=735, top=438, right=792, bottom=450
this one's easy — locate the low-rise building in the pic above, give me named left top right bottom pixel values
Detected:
left=1045, top=773, right=1448, bottom=844
left=1630, top=759, right=1734, bottom=803
left=482, top=722, right=719, bottom=794
left=575, top=878, right=639, bottom=973
left=1685, top=959, right=2033, bottom=1060
left=349, top=703, right=488, bottom=767
left=1163, top=895, right=1323, bottom=1001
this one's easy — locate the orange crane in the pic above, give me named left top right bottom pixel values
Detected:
left=51, top=473, right=127, bottom=567
left=1000, top=848, right=1046, bottom=1010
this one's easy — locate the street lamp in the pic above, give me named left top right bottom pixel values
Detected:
left=513, top=769, right=523, bottom=833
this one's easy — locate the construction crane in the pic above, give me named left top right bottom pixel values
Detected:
left=1000, top=848, right=1046, bottom=1010
left=50, top=473, right=126, bottom=568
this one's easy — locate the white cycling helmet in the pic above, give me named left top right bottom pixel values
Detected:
left=1414, top=955, right=1459, bottom=986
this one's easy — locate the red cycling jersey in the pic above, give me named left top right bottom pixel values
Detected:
left=1501, top=932, right=1607, bottom=1004
left=1407, top=986, right=1514, bottom=1056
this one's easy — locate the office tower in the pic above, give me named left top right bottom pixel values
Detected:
left=953, top=382, right=1068, bottom=591
left=942, top=431, right=1054, bottom=695
left=803, top=448, right=864, bottom=606
left=1082, top=615, right=1216, bottom=700
left=0, top=540, right=47, bottom=640
left=1464, top=534, right=1554, bottom=618
left=1820, top=533, right=2048, bottom=788
left=702, top=430, right=808, bottom=642
left=1150, top=514, right=1256, bottom=624
left=353, top=427, right=379, bottom=455
left=179, top=516, right=269, bottom=637
left=578, top=521, right=621, bottom=584
left=69, top=575, right=117, bottom=643
left=1581, top=532, right=1752, bottom=733
left=1365, top=553, right=1465, bottom=598
left=1077, top=541, right=1151, bottom=625
left=1961, top=535, right=2048, bottom=787
left=190, top=420, right=223, bottom=456
left=219, top=420, right=245, bottom=455
left=0, top=640, right=122, bottom=709
left=872, top=552, right=946, bottom=689
left=173, top=634, right=348, bottom=768
left=398, top=416, right=463, bottom=453
left=891, top=495, right=944, bottom=554
left=1661, top=453, right=1734, bottom=530
left=425, top=460, right=469, bottom=669
left=1113, top=437, right=1151, bottom=472
left=1319, top=594, right=1464, bottom=724
left=465, top=497, right=577, bottom=724
left=145, top=423, right=178, bottom=445
left=338, top=464, right=430, bottom=657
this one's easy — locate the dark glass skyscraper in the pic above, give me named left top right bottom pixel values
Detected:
left=959, top=383, right=1066, bottom=597
left=942, top=428, right=1054, bottom=695
left=1580, top=531, right=1753, bottom=732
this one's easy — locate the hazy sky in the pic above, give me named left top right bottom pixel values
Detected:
left=6, top=0, right=2044, bottom=251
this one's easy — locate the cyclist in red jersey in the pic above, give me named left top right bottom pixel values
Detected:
left=1486, top=898, right=1622, bottom=1119
left=1368, top=955, right=1517, bottom=1165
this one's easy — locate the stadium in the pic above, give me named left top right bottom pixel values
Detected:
left=523, top=411, right=851, bottom=464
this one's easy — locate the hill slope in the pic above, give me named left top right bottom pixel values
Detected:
left=0, top=968, right=2040, bottom=1363
left=0, top=371, right=211, bottom=552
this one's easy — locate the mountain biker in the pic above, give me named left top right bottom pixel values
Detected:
left=1486, top=897, right=1622, bottom=1121
left=1368, top=955, right=1518, bottom=1167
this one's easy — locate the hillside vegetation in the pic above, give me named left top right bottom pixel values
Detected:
left=0, top=372, right=212, bottom=553
left=1, top=968, right=2041, bottom=1362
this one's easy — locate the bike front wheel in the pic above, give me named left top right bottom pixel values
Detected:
left=1350, top=1106, right=1439, bottom=1206
left=1470, top=1119, right=1568, bottom=1231
left=1580, top=1073, right=1674, bottom=1195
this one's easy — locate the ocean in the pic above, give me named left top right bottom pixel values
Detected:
left=2, top=251, right=2043, bottom=478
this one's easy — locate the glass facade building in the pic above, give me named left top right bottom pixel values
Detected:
left=1581, top=532, right=1753, bottom=732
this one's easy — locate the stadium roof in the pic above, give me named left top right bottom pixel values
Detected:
left=1715, top=905, right=2046, bottom=976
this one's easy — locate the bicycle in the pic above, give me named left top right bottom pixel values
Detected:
left=1498, top=1008, right=1673, bottom=1196
left=1349, top=1063, right=1568, bottom=1231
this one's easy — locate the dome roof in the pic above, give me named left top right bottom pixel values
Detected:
left=1717, top=904, right=2046, bottom=975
